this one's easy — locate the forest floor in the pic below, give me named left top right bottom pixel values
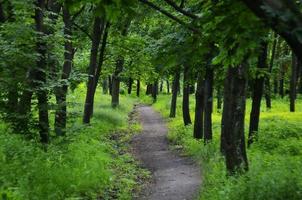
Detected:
left=131, top=105, right=201, bottom=200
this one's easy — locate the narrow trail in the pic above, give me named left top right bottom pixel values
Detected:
left=132, top=105, right=201, bottom=200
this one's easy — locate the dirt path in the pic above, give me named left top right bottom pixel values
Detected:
left=132, top=105, right=201, bottom=200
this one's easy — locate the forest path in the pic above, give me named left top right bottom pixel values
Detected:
left=131, top=105, right=201, bottom=200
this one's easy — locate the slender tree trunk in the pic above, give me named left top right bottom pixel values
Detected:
left=166, top=80, right=170, bottom=93
left=54, top=6, right=73, bottom=136
left=83, top=17, right=103, bottom=123
left=170, top=71, right=180, bottom=118
left=35, top=0, right=49, bottom=143
left=193, top=73, right=204, bottom=139
left=265, top=33, right=277, bottom=109
left=136, top=79, right=140, bottom=97
left=290, top=53, right=298, bottom=112
left=204, top=67, right=214, bottom=142
left=217, top=86, right=222, bottom=111
left=128, top=78, right=133, bottom=94
left=182, top=65, right=192, bottom=126
left=152, top=81, right=158, bottom=102
left=159, top=80, right=163, bottom=93
left=221, top=63, right=249, bottom=175
left=248, top=42, right=268, bottom=146
left=146, top=84, right=153, bottom=95
left=111, top=57, right=124, bottom=108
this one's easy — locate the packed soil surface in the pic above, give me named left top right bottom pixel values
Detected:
left=131, top=105, right=201, bottom=200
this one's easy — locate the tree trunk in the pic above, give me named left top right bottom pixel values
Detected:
left=248, top=42, right=268, bottom=146
left=159, top=80, right=163, bottom=93
left=170, top=71, right=180, bottom=118
left=35, top=0, right=49, bottom=143
left=83, top=17, right=103, bottom=123
left=193, top=73, right=204, bottom=139
left=166, top=80, right=170, bottom=93
left=182, top=65, right=192, bottom=126
left=152, top=81, right=158, bottom=102
left=146, top=84, right=153, bottom=95
left=265, top=33, right=277, bottom=109
left=204, top=67, right=214, bottom=142
left=290, top=53, right=298, bottom=112
left=111, top=57, right=124, bottom=108
left=221, top=63, right=248, bottom=175
left=128, top=78, right=133, bottom=94
left=217, top=86, right=222, bottom=111
left=136, top=79, right=140, bottom=97
left=54, top=6, right=73, bottom=136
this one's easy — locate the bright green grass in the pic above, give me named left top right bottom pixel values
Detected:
left=150, top=94, right=302, bottom=200
left=0, top=85, right=149, bottom=200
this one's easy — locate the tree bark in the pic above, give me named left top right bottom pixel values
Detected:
left=279, top=68, right=285, bottom=98
left=83, top=17, right=103, bottom=123
left=152, top=81, right=158, bottom=102
left=159, top=80, right=163, bottom=93
left=35, top=0, right=49, bottom=143
left=54, top=5, right=73, bottom=136
left=102, top=78, right=108, bottom=94
left=217, top=86, right=222, bottom=111
left=221, top=63, right=249, bottom=175
left=204, top=67, right=214, bottom=142
left=193, top=73, right=204, bottom=139
left=136, top=79, right=140, bottom=97
left=290, top=53, right=298, bottom=112
left=166, top=80, right=170, bottom=93
left=248, top=42, right=268, bottom=146
left=182, top=65, right=192, bottom=126
left=128, top=78, right=133, bottom=94
left=146, top=84, right=153, bottom=95
left=170, top=71, right=180, bottom=118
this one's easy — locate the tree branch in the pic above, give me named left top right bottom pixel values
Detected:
left=72, top=21, right=93, bottom=40
left=163, top=0, right=198, bottom=19
left=138, top=0, right=199, bottom=33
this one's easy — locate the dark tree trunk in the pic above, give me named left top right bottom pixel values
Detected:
left=182, top=65, right=192, bottom=126
left=204, top=67, right=214, bottom=142
left=166, top=80, right=170, bottom=93
left=83, top=17, right=103, bottom=123
left=170, top=71, right=180, bottom=118
left=248, top=42, right=268, bottom=146
left=146, top=84, right=153, bottom=95
left=221, top=63, right=248, bottom=175
left=136, top=79, right=140, bottom=97
left=111, top=57, right=124, bottom=108
left=193, top=73, right=204, bottom=139
left=108, top=75, right=112, bottom=95
left=217, top=86, right=222, bottom=111
left=102, top=78, right=108, bottom=94
left=273, top=79, right=278, bottom=95
left=152, top=81, right=158, bottom=102
left=54, top=6, right=73, bottom=136
left=35, top=0, right=49, bottom=143
left=265, top=33, right=277, bottom=109
left=159, top=80, right=163, bottom=93
left=128, top=78, right=133, bottom=94
left=189, top=85, right=195, bottom=94
left=290, top=53, right=298, bottom=112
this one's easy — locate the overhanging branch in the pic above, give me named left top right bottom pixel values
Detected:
left=163, top=0, right=198, bottom=19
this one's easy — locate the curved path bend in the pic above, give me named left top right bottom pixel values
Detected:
left=132, top=105, right=201, bottom=200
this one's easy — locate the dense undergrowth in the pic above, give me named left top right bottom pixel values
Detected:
left=151, top=94, right=302, bottom=200
left=0, top=85, right=149, bottom=200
